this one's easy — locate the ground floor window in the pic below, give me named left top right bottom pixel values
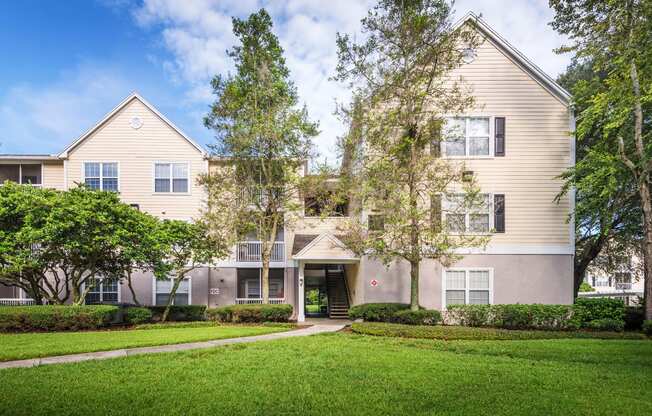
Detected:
left=444, top=268, right=492, bottom=307
left=237, top=268, right=284, bottom=299
left=154, top=277, right=190, bottom=305
left=85, top=278, right=119, bottom=304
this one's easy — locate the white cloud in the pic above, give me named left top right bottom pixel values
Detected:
left=129, top=0, right=571, bottom=163
left=0, top=64, right=131, bottom=154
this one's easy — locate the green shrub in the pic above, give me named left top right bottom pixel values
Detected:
left=578, top=282, right=595, bottom=292
left=207, top=304, right=293, bottom=323
left=643, top=320, right=652, bottom=336
left=573, top=298, right=625, bottom=326
left=391, top=309, right=441, bottom=326
left=124, top=307, right=153, bottom=325
left=348, top=303, right=411, bottom=322
left=0, top=305, right=118, bottom=332
left=624, top=307, right=645, bottom=331
left=445, top=305, right=491, bottom=327
left=445, top=304, right=577, bottom=330
left=147, top=305, right=207, bottom=322
left=586, top=318, right=625, bottom=332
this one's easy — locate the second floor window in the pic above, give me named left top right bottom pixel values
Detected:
left=84, top=162, right=118, bottom=191
left=443, top=117, right=490, bottom=157
left=155, top=162, right=189, bottom=193
left=444, top=193, right=491, bottom=233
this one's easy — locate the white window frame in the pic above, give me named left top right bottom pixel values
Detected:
left=443, top=193, right=494, bottom=234
left=83, top=277, right=121, bottom=304
left=153, top=161, right=191, bottom=195
left=442, top=116, right=494, bottom=158
left=151, top=276, right=192, bottom=305
left=441, top=267, right=494, bottom=309
left=82, top=161, right=120, bottom=191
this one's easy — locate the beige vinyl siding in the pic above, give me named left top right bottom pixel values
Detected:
left=442, top=35, right=572, bottom=246
left=65, top=98, right=207, bottom=220
left=42, top=161, right=65, bottom=190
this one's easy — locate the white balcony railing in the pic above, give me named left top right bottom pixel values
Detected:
left=236, top=241, right=284, bottom=262
left=0, top=298, right=36, bottom=306
left=236, top=298, right=286, bottom=305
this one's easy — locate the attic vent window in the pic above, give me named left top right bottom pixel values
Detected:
left=130, top=117, right=143, bottom=129
left=462, top=47, right=476, bottom=64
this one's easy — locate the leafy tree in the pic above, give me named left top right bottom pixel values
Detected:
left=555, top=59, right=642, bottom=296
left=333, top=0, right=489, bottom=311
left=0, top=182, right=58, bottom=304
left=201, top=9, right=318, bottom=303
left=154, top=220, right=228, bottom=322
left=550, top=0, right=652, bottom=318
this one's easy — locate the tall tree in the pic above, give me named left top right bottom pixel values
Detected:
left=334, top=0, right=489, bottom=311
left=555, top=59, right=642, bottom=296
left=202, top=9, right=318, bottom=304
left=550, top=0, right=652, bottom=318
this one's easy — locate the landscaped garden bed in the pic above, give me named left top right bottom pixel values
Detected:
left=351, top=322, right=649, bottom=341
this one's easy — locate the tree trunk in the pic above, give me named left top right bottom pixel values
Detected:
left=162, top=273, right=185, bottom=322
left=639, top=180, right=652, bottom=319
left=127, top=273, right=140, bottom=306
left=410, top=260, right=419, bottom=311
left=260, top=220, right=278, bottom=304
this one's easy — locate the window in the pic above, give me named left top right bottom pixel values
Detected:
left=85, top=278, right=119, bottom=304
left=237, top=268, right=285, bottom=299
left=304, top=193, right=349, bottom=217
left=444, top=269, right=492, bottom=307
left=84, top=162, right=118, bottom=191
left=444, top=193, right=491, bottom=233
left=154, top=162, right=189, bottom=193
left=368, top=214, right=385, bottom=231
left=443, top=117, right=490, bottom=157
left=154, top=277, right=190, bottom=305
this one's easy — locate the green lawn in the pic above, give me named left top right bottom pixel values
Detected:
left=1, top=332, right=650, bottom=415
left=0, top=324, right=290, bottom=362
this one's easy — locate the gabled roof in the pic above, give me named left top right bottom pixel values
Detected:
left=292, top=232, right=359, bottom=262
left=57, top=92, right=207, bottom=158
left=453, top=12, right=571, bottom=105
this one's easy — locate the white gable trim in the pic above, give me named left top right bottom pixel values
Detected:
left=57, top=92, right=207, bottom=158
left=292, top=233, right=359, bottom=261
left=454, top=12, right=571, bottom=106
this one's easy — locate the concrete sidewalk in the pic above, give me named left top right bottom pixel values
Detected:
left=0, top=324, right=346, bottom=370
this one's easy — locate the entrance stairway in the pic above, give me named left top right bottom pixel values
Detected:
left=326, top=266, right=350, bottom=319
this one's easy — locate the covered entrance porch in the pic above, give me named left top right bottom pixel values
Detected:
left=292, top=233, right=359, bottom=322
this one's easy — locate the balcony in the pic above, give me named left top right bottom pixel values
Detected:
left=0, top=164, right=42, bottom=187
left=235, top=298, right=285, bottom=305
left=0, top=298, right=37, bottom=306
left=236, top=241, right=285, bottom=262
left=615, top=283, right=632, bottom=291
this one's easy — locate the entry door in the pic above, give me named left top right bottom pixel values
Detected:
left=304, top=275, right=328, bottom=317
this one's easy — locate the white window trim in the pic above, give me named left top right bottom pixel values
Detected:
left=443, top=192, right=495, bottom=235
left=152, top=161, right=191, bottom=195
left=151, top=275, right=193, bottom=305
left=441, top=115, right=496, bottom=159
left=82, top=161, right=120, bottom=191
left=441, top=267, right=494, bottom=309
left=82, top=277, right=122, bottom=304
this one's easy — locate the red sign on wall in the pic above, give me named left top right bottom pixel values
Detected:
left=370, top=279, right=378, bottom=287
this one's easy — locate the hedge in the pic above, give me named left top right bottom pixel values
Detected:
left=391, top=309, right=441, bottom=326
left=624, top=307, right=645, bottom=331
left=0, top=305, right=119, bottom=332
left=124, top=307, right=153, bottom=325
left=348, top=303, right=411, bottom=322
left=207, top=304, right=293, bottom=323
left=146, top=305, right=207, bottom=322
left=586, top=318, right=625, bottom=332
left=445, top=299, right=627, bottom=331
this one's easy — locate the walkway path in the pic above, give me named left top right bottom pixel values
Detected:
left=0, top=324, right=346, bottom=370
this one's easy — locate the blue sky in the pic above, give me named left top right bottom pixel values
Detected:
left=0, top=0, right=570, bottom=161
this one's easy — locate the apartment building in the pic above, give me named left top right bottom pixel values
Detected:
left=0, top=14, right=575, bottom=320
